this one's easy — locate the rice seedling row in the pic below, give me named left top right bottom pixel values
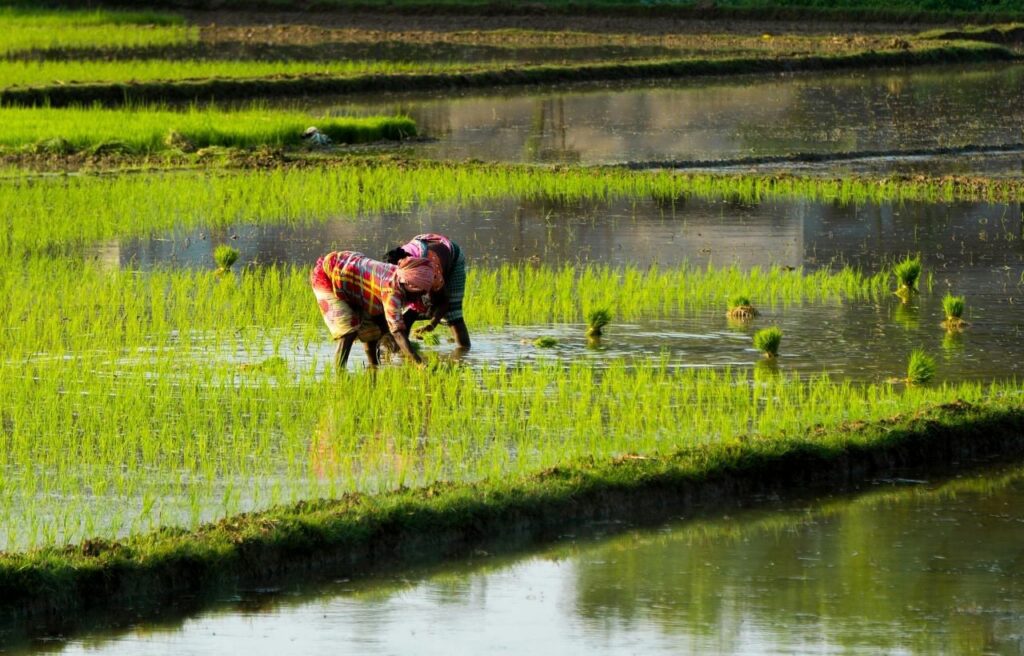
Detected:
left=4, top=163, right=1024, bottom=256
left=0, top=106, right=416, bottom=154
left=0, top=8, right=193, bottom=56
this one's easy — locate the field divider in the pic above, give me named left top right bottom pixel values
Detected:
left=0, top=43, right=1013, bottom=108
left=2, top=399, right=1023, bottom=633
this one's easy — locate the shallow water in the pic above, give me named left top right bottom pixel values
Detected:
left=89, top=193, right=1024, bottom=381
left=25, top=461, right=1024, bottom=655
left=304, top=62, right=1024, bottom=172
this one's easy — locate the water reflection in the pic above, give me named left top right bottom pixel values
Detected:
left=35, top=464, right=1024, bottom=655
left=303, top=63, right=1024, bottom=167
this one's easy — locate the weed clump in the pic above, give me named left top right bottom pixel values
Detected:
left=893, top=256, right=922, bottom=301
left=726, top=294, right=758, bottom=319
left=214, top=245, right=239, bottom=273
left=753, top=326, right=782, bottom=358
left=586, top=308, right=612, bottom=338
left=905, top=349, right=936, bottom=385
left=942, top=293, right=968, bottom=330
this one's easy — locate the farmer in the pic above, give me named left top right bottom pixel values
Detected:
left=384, top=233, right=471, bottom=350
left=301, top=126, right=332, bottom=148
left=310, top=250, right=438, bottom=369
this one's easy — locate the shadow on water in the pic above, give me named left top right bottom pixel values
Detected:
left=13, top=458, right=1024, bottom=655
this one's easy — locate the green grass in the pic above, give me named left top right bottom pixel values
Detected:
left=0, top=7, right=194, bottom=56
left=0, top=106, right=416, bottom=154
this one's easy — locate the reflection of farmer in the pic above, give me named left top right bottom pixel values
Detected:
left=310, top=251, right=437, bottom=369
left=385, top=233, right=471, bottom=350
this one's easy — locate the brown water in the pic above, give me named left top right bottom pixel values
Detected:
left=307, top=62, right=1024, bottom=173
left=21, top=462, right=1024, bottom=655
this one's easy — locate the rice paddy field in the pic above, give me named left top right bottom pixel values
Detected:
left=3, top=3, right=1024, bottom=652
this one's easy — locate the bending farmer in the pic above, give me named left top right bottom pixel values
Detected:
left=310, top=251, right=437, bottom=369
left=385, top=233, right=471, bottom=349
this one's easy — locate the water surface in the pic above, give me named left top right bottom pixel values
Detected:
left=27, top=462, right=1024, bottom=655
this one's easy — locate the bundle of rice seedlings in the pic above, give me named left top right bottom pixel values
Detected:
left=753, top=326, right=782, bottom=358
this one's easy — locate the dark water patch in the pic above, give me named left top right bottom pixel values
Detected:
left=26, top=460, right=1024, bottom=655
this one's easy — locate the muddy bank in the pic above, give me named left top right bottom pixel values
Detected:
left=2, top=400, right=1024, bottom=642
left=0, top=43, right=1010, bottom=107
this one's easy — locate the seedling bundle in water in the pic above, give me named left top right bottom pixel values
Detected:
left=893, top=256, right=922, bottom=301
left=942, top=293, right=968, bottom=330
left=214, top=244, right=239, bottom=273
left=905, top=349, right=936, bottom=385
left=586, top=308, right=612, bottom=338
left=753, top=326, right=783, bottom=358
left=727, top=294, right=758, bottom=319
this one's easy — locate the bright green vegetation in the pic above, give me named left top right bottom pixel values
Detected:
left=0, top=58, right=480, bottom=90
left=0, top=7, right=193, bottom=56
left=893, top=255, right=922, bottom=298
left=753, top=326, right=783, bottom=358
left=0, top=330, right=1018, bottom=550
left=1, top=389, right=1021, bottom=621
left=906, top=349, right=937, bottom=385
left=7, top=162, right=1024, bottom=256
left=0, top=106, right=416, bottom=154
left=942, top=293, right=967, bottom=328
left=585, top=308, right=612, bottom=338
left=533, top=336, right=559, bottom=347
left=213, top=244, right=239, bottom=272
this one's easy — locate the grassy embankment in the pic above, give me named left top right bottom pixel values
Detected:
left=1, top=389, right=1022, bottom=620
left=0, top=106, right=416, bottom=155
left=24, top=0, right=1024, bottom=22
left=0, top=40, right=1011, bottom=106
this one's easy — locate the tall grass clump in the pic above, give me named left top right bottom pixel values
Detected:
left=942, top=293, right=967, bottom=329
left=753, top=326, right=782, bottom=358
left=905, top=349, right=937, bottom=385
left=586, top=307, right=612, bottom=338
left=893, top=255, right=922, bottom=301
left=214, top=245, right=239, bottom=273
left=726, top=293, right=758, bottom=319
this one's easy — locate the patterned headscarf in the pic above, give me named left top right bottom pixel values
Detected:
left=395, top=256, right=439, bottom=293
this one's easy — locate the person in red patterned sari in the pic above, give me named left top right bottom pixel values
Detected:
left=310, top=251, right=439, bottom=369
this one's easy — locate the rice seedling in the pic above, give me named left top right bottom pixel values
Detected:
left=213, top=245, right=239, bottom=273
left=0, top=106, right=416, bottom=154
left=585, top=307, right=612, bottom=338
left=533, top=336, right=559, bottom=348
left=420, top=331, right=442, bottom=346
left=0, top=7, right=194, bottom=56
left=942, top=293, right=968, bottom=330
left=893, top=255, right=922, bottom=301
left=0, top=58, right=481, bottom=91
left=753, top=326, right=782, bottom=358
left=905, top=349, right=937, bottom=385
left=726, top=293, right=758, bottom=319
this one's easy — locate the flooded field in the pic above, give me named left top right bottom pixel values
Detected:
left=24, top=461, right=1024, bottom=655
left=93, top=193, right=1024, bottom=379
left=314, top=63, right=1024, bottom=171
